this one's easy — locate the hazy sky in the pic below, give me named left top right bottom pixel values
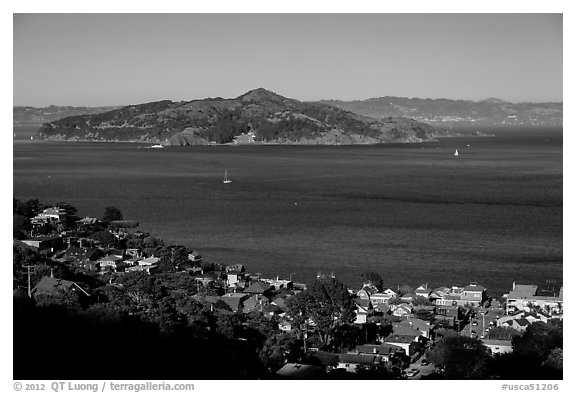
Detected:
left=13, top=13, right=562, bottom=106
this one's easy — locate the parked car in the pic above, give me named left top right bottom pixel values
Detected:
left=406, top=369, right=420, bottom=378
left=472, top=321, right=478, bottom=326
left=421, top=360, right=430, bottom=366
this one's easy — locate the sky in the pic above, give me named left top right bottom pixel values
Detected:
left=13, top=13, right=562, bottom=107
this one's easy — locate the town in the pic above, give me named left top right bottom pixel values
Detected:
left=13, top=199, right=563, bottom=380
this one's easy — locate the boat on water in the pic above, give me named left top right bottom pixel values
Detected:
left=454, top=149, right=459, bottom=156
left=150, top=144, right=164, bottom=149
left=223, top=169, right=232, bottom=184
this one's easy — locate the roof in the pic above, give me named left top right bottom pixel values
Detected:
left=276, top=363, right=325, bottom=379
left=77, top=217, right=99, bottom=224
left=138, top=256, right=159, bottom=266
left=108, top=220, right=139, bottom=228
left=100, top=255, right=122, bottom=262
left=384, top=335, right=416, bottom=344
left=355, top=298, right=372, bottom=309
left=482, top=339, right=512, bottom=347
left=463, top=283, right=486, bottom=292
left=245, top=281, right=272, bottom=294
left=220, top=296, right=243, bottom=312
left=508, top=284, right=538, bottom=298
left=355, top=344, right=404, bottom=356
left=338, top=353, right=380, bottom=365
left=34, top=276, right=90, bottom=297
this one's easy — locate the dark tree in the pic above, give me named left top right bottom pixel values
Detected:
left=426, top=335, right=490, bottom=379
left=89, top=230, right=121, bottom=248
left=156, top=245, right=190, bottom=272
left=13, top=214, right=31, bottom=239
left=102, top=206, right=123, bottom=223
left=361, top=271, right=384, bottom=292
left=286, top=276, right=356, bottom=347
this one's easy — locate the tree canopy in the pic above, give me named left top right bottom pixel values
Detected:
left=286, top=276, right=356, bottom=347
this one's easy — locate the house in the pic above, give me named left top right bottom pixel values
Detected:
left=353, top=344, right=406, bottom=362
left=262, top=304, right=282, bottom=318
left=400, top=292, right=417, bottom=303
left=461, top=283, right=487, bottom=306
left=187, top=251, right=202, bottom=263
left=76, top=216, right=100, bottom=230
left=482, top=339, right=513, bottom=354
left=33, top=276, right=90, bottom=297
left=369, top=289, right=397, bottom=305
left=429, top=286, right=451, bottom=303
left=505, top=282, right=563, bottom=316
left=414, top=284, right=432, bottom=298
left=21, top=236, right=63, bottom=254
left=276, top=363, right=325, bottom=379
left=233, top=132, right=256, bottom=145
left=99, top=255, right=123, bottom=269
left=226, top=265, right=246, bottom=286
left=261, top=277, right=293, bottom=290
left=354, top=299, right=374, bottom=324
left=356, top=285, right=375, bottom=301
left=244, top=281, right=272, bottom=298
left=31, top=207, right=67, bottom=225
left=383, top=335, right=419, bottom=356
left=391, top=303, right=413, bottom=317
left=220, top=293, right=250, bottom=313
left=126, top=265, right=158, bottom=274
left=336, top=353, right=382, bottom=373
left=435, top=305, right=461, bottom=328
left=393, top=318, right=431, bottom=339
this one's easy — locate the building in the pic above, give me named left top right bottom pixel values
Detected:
left=336, top=353, right=382, bottom=373
left=21, top=235, right=63, bottom=254
left=276, top=363, right=325, bottom=379
left=33, top=276, right=90, bottom=297
left=505, top=282, right=563, bottom=316
left=434, top=283, right=487, bottom=307
left=482, top=339, right=513, bottom=355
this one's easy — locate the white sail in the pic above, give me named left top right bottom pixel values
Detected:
left=454, top=149, right=459, bottom=156
left=223, top=169, right=232, bottom=184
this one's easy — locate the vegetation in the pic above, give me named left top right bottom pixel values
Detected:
left=36, top=88, right=442, bottom=144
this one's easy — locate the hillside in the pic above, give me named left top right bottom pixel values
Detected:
left=13, top=105, right=121, bottom=126
left=36, top=89, right=453, bottom=145
left=319, top=97, right=562, bottom=128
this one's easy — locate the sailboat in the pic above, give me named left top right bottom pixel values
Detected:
left=454, top=149, right=459, bottom=156
left=223, top=169, right=232, bottom=184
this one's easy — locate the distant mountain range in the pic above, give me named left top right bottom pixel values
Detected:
left=319, top=97, right=562, bottom=128
left=32, top=89, right=455, bottom=145
left=13, top=105, right=121, bottom=126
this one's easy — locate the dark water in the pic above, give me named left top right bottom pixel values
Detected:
left=13, top=126, right=563, bottom=295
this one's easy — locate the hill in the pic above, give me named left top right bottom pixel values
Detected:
left=13, top=105, right=121, bottom=126
left=36, top=89, right=454, bottom=145
left=319, top=97, right=562, bottom=128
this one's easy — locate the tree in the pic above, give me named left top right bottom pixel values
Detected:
left=486, top=326, right=520, bottom=340
left=259, top=333, right=304, bottom=371
left=542, top=348, right=562, bottom=371
left=361, top=271, right=383, bottom=292
left=156, top=245, right=190, bottom=272
left=412, top=296, right=433, bottom=306
left=286, top=277, right=356, bottom=347
left=426, top=335, right=490, bottom=379
left=512, top=321, right=562, bottom=361
left=13, top=214, right=31, bottom=239
left=102, top=206, right=123, bottom=223
left=89, top=230, right=120, bottom=248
